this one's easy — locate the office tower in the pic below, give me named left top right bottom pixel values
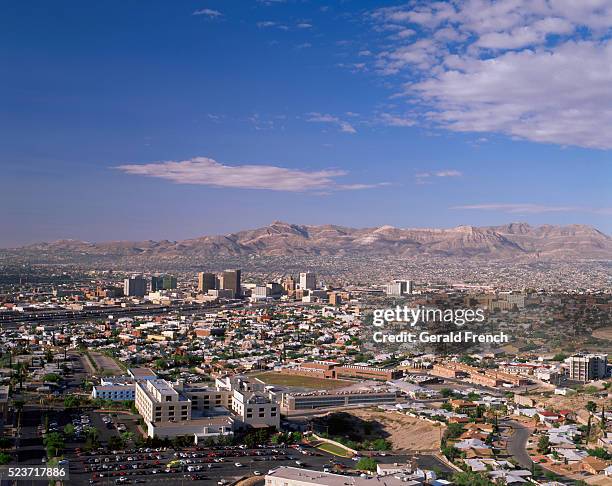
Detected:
left=152, top=274, right=177, bottom=291
left=162, top=274, right=177, bottom=290
left=329, top=292, right=342, bottom=306
left=568, top=354, right=608, bottom=382
left=299, top=272, right=316, bottom=291
left=385, top=280, right=412, bottom=297
left=124, top=275, right=147, bottom=297
left=151, top=275, right=164, bottom=292
left=221, top=269, right=241, bottom=297
left=282, top=276, right=296, bottom=295
left=197, top=272, right=217, bottom=292
left=266, top=282, right=283, bottom=297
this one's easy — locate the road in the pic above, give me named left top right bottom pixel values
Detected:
left=502, top=420, right=533, bottom=469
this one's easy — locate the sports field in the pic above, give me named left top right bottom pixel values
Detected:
left=251, top=371, right=352, bottom=390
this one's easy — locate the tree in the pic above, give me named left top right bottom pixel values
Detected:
left=355, top=457, right=377, bottom=472
left=446, top=423, right=465, bottom=439
left=108, top=436, right=124, bottom=450
left=371, top=439, right=391, bottom=451
left=586, top=401, right=597, bottom=413
left=0, top=452, right=11, bottom=465
left=452, top=471, right=495, bottom=486
left=43, top=432, right=64, bottom=457
left=537, top=435, right=550, bottom=454
left=441, top=444, right=461, bottom=461
left=63, top=424, right=75, bottom=438
left=64, top=395, right=81, bottom=409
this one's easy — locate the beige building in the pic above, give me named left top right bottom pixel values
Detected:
left=135, top=379, right=191, bottom=424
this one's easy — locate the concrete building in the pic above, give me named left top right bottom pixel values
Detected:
left=197, top=272, right=217, bottom=293
left=299, top=272, right=316, bottom=291
left=134, top=375, right=281, bottom=438
left=135, top=379, right=192, bottom=424
left=568, top=354, right=608, bottom=382
left=281, top=389, right=400, bottom=411
left=266, top=467, right=413, bottom=486
left=385, top=280, right=413, bottom=297
left=128, top=367, right=157, bottom=381
left=92, top=383, right=135, bottom=401
left=124, top=275, right=147, bottom=297
left=220, top=269, right=241, bottom=298
left=151, top=274, right=177, bottom=291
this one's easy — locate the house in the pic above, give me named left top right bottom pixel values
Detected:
left=581, top=456, right=610, bottom=475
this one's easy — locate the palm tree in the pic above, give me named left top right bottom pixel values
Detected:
left=13, top=400, right=25, bottom=430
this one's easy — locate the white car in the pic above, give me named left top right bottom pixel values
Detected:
left=234, top=463, right=243, bottom=467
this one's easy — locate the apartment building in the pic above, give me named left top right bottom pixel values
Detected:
left=568, top=354, right=608, bottom=382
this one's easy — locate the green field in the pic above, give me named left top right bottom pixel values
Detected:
left=251, top=372, right=352, bottom=390
left=317, top=442, right=353, bottom=457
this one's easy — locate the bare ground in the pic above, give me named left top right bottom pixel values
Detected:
left=344, top=408, right=445, bottom=452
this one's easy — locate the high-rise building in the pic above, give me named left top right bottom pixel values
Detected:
left=151, top=275, right=164, bottom=292
left=299, top=272, right=316, bottom=291
left=568, top=354, right=608, bottom=382
left=151, top=274, right=177, bottom=291
left=328, top=292, right=342, bottom=306
left=124, top=275, right=147, bottom=297
left=220, top=269, right=241, bottom=297
left=282, top=276, right=296, bottom=295
left=385, top=280, right=412, bottom=297
left=197, top=272, right=217, bottom=293
left=162, top=274, right=177, bottom=290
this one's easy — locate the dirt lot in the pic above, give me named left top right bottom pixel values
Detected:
left=329, top=408, right=445, bottom=452
left=251, top=372, right=353, bottom=390
left=592, top=326, right=612, bottom=341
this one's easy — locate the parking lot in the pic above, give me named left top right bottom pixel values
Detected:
left=68, top=443, right=448, bottom=486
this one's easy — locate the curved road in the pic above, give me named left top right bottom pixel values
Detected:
left=503, top=420, right=534, bottom=469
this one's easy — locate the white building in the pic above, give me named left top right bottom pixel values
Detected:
left=92, top=383, right=135, bottom=401
left=299, top=272, right=316, bottom=291
left=385, top=280, right=413, bottom=297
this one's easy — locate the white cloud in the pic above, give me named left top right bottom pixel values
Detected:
left=306, top=113, right=357, bottom=134
left=257, top=21, right=277, bottom=28
left=295, top=42, right=312, bottom=49
left=116, top=157, right=381, bottom=192
left=416, top=169, right=462, bottom=183
left=451, top=203, right=612, bottom=214
left=297, top=23, right=313, bottom=29
left=378, top=113, right=415, bottom=127
left=366, top=1, right=612, bottom=149
left=192, top=8, right=222, bottom=18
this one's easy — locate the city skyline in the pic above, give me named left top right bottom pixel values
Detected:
left=2, top=0, right=612, bottom=247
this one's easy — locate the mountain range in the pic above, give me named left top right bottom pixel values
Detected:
left=4, top=222, right=612, bottom=262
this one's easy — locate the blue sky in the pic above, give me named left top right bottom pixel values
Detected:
left=2, top=0, right=611, bottom=246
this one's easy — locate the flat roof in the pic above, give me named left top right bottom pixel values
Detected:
left=266, top=467, right=409, bottom=486
left=129, top=367, right=157, bottom=378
